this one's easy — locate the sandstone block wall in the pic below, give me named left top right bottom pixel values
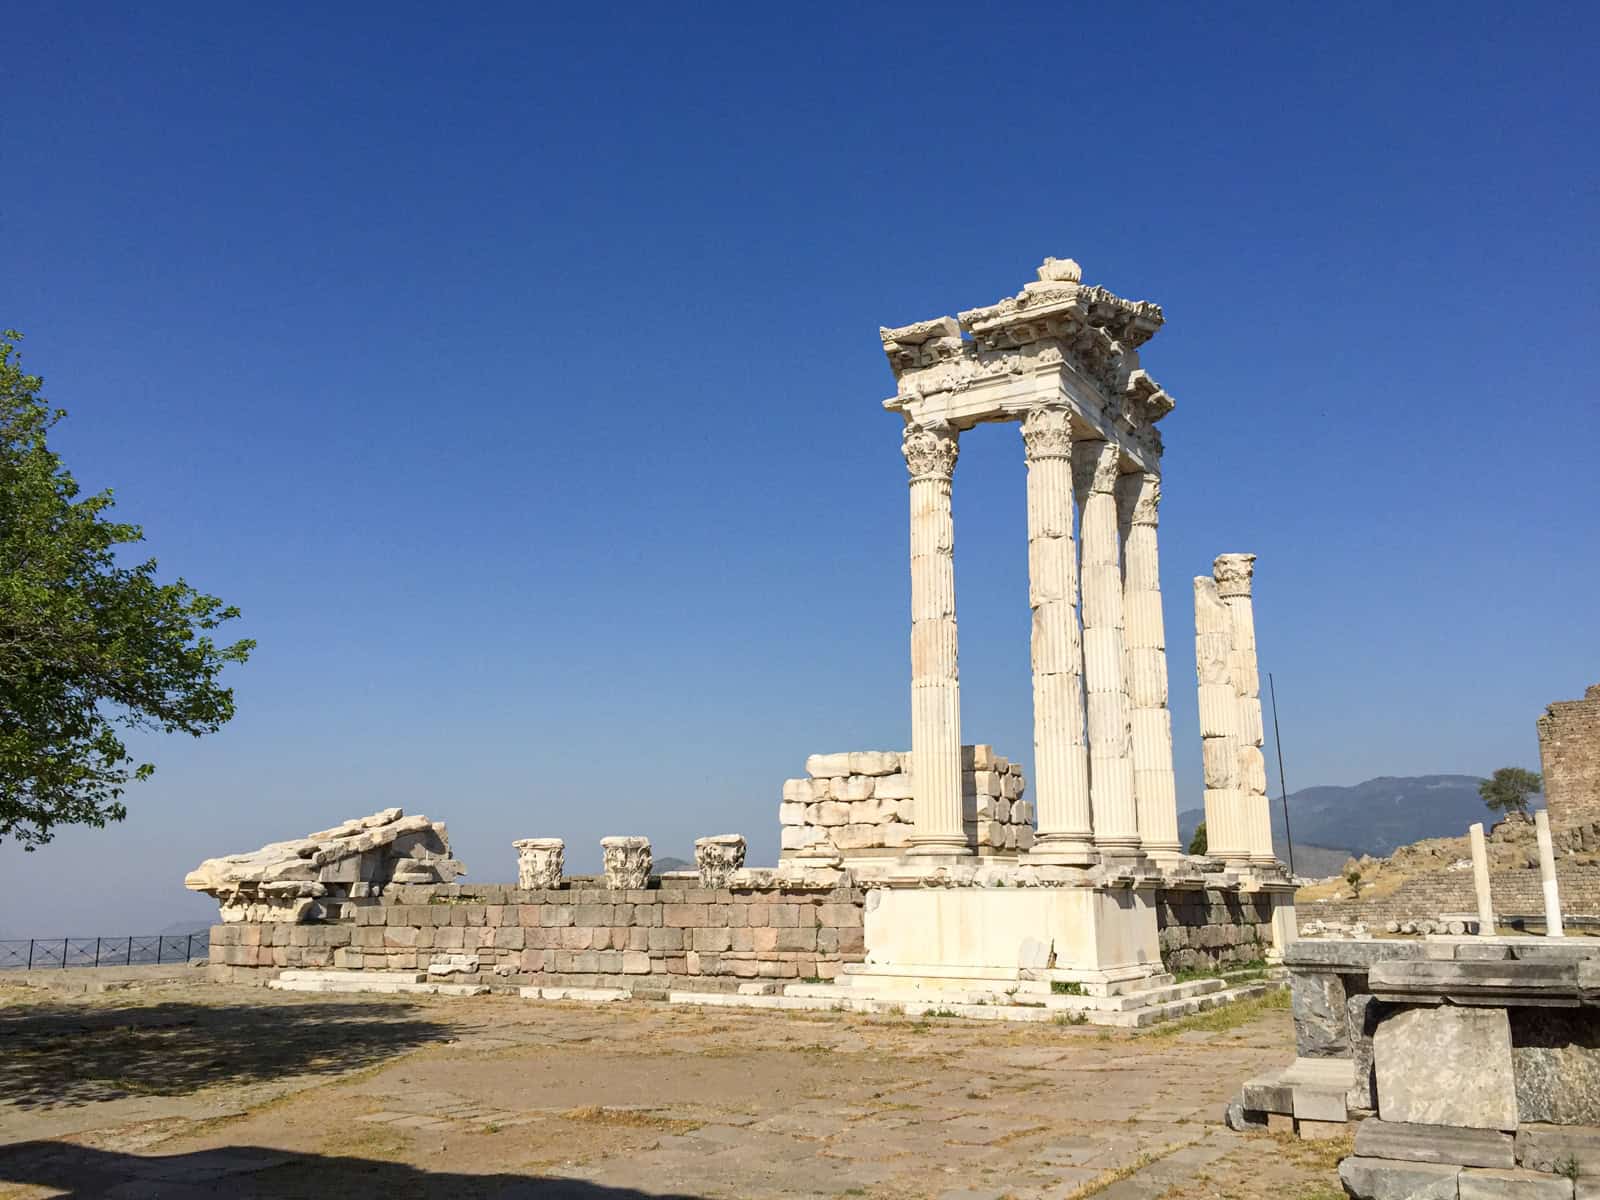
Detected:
left=1307, top=862, right=1600, bottom=929
left=208, top=878, right=865, bottom=992
left=779, top=745, right=1033, bottom=857
left=1538, top=683, right=1600, bottom=832
left=1155, top=887, right=1276, bottom=971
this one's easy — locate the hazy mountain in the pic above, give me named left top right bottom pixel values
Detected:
left=1178, top=774, right=1495, bottom=861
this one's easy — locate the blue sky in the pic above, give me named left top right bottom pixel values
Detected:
left=3, top=3, right=1596, bottom=934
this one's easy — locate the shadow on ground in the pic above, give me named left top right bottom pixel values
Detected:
left=0, top=1142, right=704, bottom=1199
left=0, top=998, right=453, bottom=1109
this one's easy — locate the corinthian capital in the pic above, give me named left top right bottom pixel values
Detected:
left=902, top=420, right=959, bottom=480
left=1071, top=439, right=1121, bottom=498
left=1116, top=473, right=1162, bottom=528
left=1020, top=403, right=1073, bottom=461
left=1213, top=552, right=1257, bottom=598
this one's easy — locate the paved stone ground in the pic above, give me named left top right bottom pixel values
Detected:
left=0, top=970, right=1347, bottom=1199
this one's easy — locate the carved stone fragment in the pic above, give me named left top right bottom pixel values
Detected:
left=694, top=835, right=746, bottom=887
left=514, top=838, right=565, bottom=889
left=600, top=836, right=652, bottom=890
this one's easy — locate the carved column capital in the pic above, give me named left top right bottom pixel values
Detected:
left=1071, top=438, right=1121, bottom=497
left=1021, top=403, right=1073, bottom=461
left=1116, top=472, right=1161, bottom=528
left=1213, top=552, right=1257, bottom=599
left=902, top=420, right=959, bottom=480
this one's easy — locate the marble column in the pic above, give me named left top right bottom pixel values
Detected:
left=1075, top=439, right=1140, bottom=860
left=902, top=420, right=970, bottom=856
left=1117, top=473, right=1182, bottom=862
left=1213, top=554, right=1276, bottom=868
left=1194, top=577, right=1250, bottom=867
left=1020, top=405, right=1095, bottom=865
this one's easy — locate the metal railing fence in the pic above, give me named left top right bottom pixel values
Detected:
left=0, top=931, right=210, bottom=970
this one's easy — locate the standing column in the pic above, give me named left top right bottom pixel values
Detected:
left=902, top=420, right=970, bottom=857
left=1194, top=577, right=1250, bottom=867
left=1075, top=439, right=1141, bottom=861
left=1213, top=554, right=1276, bottom=868
left=1020, top=405, right=1095, bottom=866
left=1117, top=473, right=1182, bottom=863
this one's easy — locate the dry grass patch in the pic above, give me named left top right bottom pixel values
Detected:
left=560, top=1105, right=701, bottom=1133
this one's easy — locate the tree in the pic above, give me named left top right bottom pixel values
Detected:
left=0, top=331, right=253, bottom=848
left=1479, top=767, right=1542, bottom=818
left=1188, top=821, right=1207, bottom=856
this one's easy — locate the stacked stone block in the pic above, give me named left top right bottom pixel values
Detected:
left=778, top=745, right=1032, bottom=858
left=208, top=879, right=866, bottom=993
left=1156, top=887, right=1276, bottom=971
left=1539, top=683, right=1600, bottom=833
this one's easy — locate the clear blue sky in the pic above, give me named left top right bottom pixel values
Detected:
left=4, top=3, right=1596, bottom=935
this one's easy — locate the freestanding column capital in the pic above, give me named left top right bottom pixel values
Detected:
left=1071, top=438, right=1121, bottom=498
left=1021, top=403, right=1073, bottom=461
left=902, top=420, right=959, bottom=480
left=1212, top=552, right=1256, bottom=599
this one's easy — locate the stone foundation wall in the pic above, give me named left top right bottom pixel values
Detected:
left=779, top=745, right=1033, bottom=858
left=1307, top=862, right=1600, bottom=929
left=1539, top=683, right=1600, bottom=831
left=207, top=878, right=1281, bottom=990
left=1155, top=886, right=1277, bottom=970
left=207, top=879, right=865, bottom=992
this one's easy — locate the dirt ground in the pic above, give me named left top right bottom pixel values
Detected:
left=0, top=971, right=1347, bottom=1199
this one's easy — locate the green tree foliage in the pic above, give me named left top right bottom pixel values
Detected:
left=1478, top=767, right=1542, bottom=817
left=1188, top=821, right=1207, bottom=856
left=0, top=332, right=253, bottom=848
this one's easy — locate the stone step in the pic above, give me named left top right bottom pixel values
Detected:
left=268, top=969, right=487, bottom=997
left=519, top=986, right=631, bottom=1003
left=1093, top=982, right=1273, bottom=1028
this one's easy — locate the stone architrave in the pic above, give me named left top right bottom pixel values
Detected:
left=1194, top=577, right=1249, bottom=866
left=1020, top=404, right=1094, bottom=866
left=600, top=837, right=652, bottom=890
left=1074, top=439, right=1140, bottom=860
left=1469, top=822, right=1495, bottom=933
left=513, top=838, right=564, bottom=889
left=694, top=835, right=746, bottom=887
left=1374, top=1006, right=1518, bottom=1131
left=902, top=419, right=970, bottom=856
left=1535, top=809, right=1565, bottom=936
left=1213, top=553, right=1275, bottom=867
left=1117, top=472, right=1180, bottom=862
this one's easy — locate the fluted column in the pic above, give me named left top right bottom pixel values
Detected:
left=1074, top=439, right=1140, bottom=860
left=1214, top=554, right=1276, bottom=867
left=1194, top=577, right=1250, bottom=867
left=1020, top=405, right=1095, bottom=866
left=1117, top=473, right=1181, bottom=862
left=903, top=420, right=970, bottom=856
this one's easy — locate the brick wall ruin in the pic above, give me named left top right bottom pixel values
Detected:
left=1156, top=887, right=1277, bottom=971
left=779, top=745, right=1034, bottom=858
left=209, top=878, right=1272, bottom=988
left=208, top=879, right=866, bottom=991
left=1538, top=683, right=1600, bottom=832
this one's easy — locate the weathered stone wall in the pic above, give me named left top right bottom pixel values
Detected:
left=1155, top=886, right=1276, bottom=970
left=1539, top=683, right=1600, bottom=832
left=779, top=745, right=1033, bottom=858
left=208, top=879, right=865, bottom=992
left=1308, top=862, right=1600, bottom=928
left=207, top=877, right=1278, bottom=989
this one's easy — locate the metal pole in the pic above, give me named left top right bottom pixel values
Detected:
left=62, top=937, right=68, bottom=969
left=126, top=936, right=133, bottom=966
left=26, top=940, right=33, bottom=969
left=186, top=933, right=193, bottom=961
left=94, top=939, right=101, bottom=967
left=156, top=936, right=163, bottom=964
left=1268, top=672, right=1295, bottom=877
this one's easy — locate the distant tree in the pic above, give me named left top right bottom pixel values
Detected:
left=1188, top=821, right=1207, bottom=856
left=1478, top=767, right=1542, bottom=818
left=0, top=331, right=253, bottom=849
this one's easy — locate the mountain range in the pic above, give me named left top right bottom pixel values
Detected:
left=1179, top=773, right=1496, bottom=862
